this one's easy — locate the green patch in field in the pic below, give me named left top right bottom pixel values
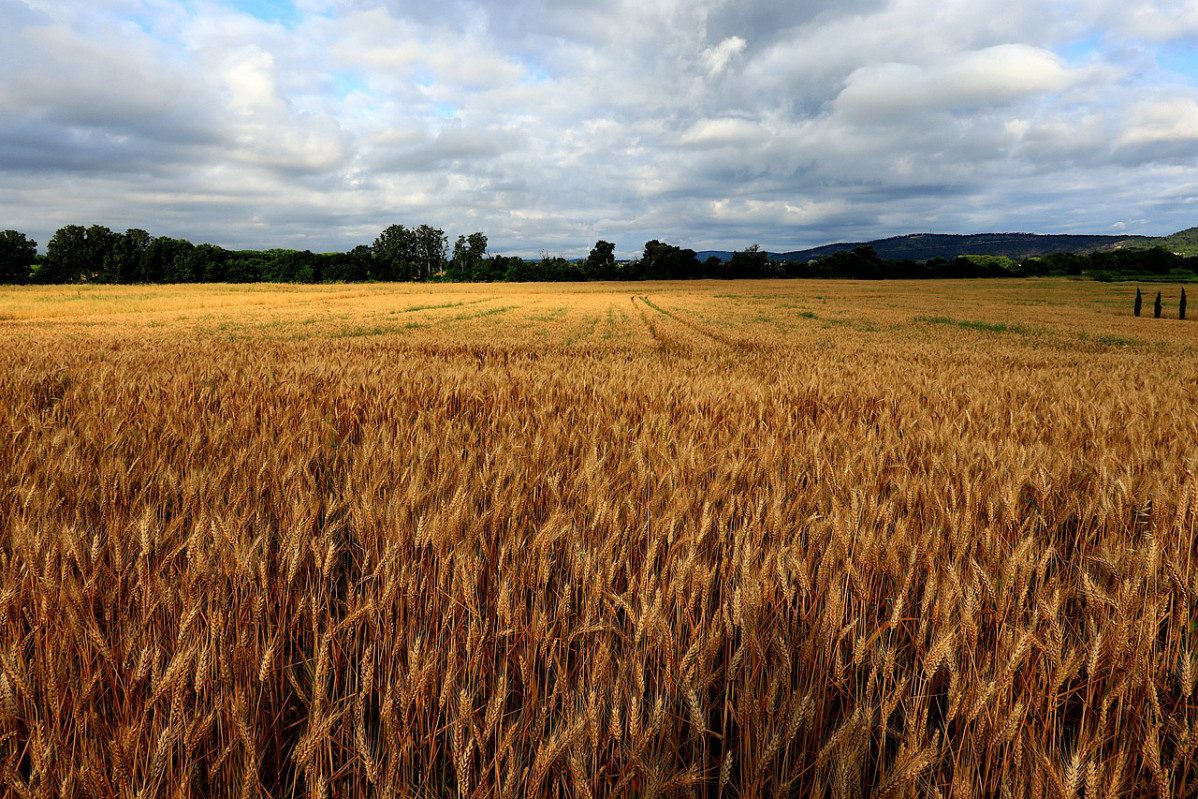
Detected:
left=530, top=307, right=568, bottom=322
left=640, top=296, right=671, bottom=316
left=563, top=316, right=599, bottom=346
left=603, top=305, right=621, bottom=340
left=822, top=317, right=877, bottom=332
left=448, top=305, right=515, bottom=322
left=342, top=325, right=393, bottom=337
left=914, top=315, right=1028, bottom=334
left=1079, top=332, right=1139, bottom=348
left=389, top=300, right=471, bottom=315
left=775, top=302, right=818, bottom=318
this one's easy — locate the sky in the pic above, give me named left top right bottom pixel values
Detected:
left=2, top=0, right=1198, bottom=258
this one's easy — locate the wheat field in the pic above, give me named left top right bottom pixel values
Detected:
left=0, top=279, right=1195, bottom=797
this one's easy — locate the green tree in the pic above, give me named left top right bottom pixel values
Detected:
left=1134, top=288, right=1142, bottom=317
left=584, top=240, right=617, bottom=280
left=1154, top=291, right=1162, bottom=318
left=0, top=230, right=37, bottom=284
left=327, top=245, right=372, bottom=282
left=103, top=228, right=155, bottom=283
left=535, top=254, right=582, bottom=281
left=820, top=245, right=885, bottom=278
left=637, top=240, right=700, bottom=280
left=494, top=255, right=530, bottom=282
left=728, top=244, right=778, bottom=279
left=414, top=224, right=447, bottom=280
left=189, top=243, right=227, bottom=282
left=371, top=224, right=417, bottom=281
left=294, top=250, right=320, bottom=283
left=84, top=225, right=117, bottom=282
left=44, top=225, right=90, bottom=282
left=226, top=250, right=268, bottom=282
left=152, top=237, right=198, bottom=283
left=449, top=232, right=488, bottom=281
left=348, top=245, right=373, bottom=282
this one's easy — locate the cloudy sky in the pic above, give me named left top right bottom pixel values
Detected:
left=2, top=0, right=1198, bottom=257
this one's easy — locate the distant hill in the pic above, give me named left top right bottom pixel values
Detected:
left=695, top=250, right=735, bottom=262
left=696, top=228, right=1198, bottom=263
left=776, top=232, right=1152, bottom=262
left=1119, top=226, right=1198, bottom=256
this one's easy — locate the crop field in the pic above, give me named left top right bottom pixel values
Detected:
left=0, top=279, right=1196, bottom=798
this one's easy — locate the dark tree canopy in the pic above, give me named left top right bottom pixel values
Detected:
left=447, top=232, right=489, bottom=281
left=638, top=240, right=701, bottom=280
left=727, top=244, right=781, bottom=279
left=44, top=225, right=90, bottom=283
left=584, top=240, right=618, bottom=281
left=7, top=223, right=1198, bottom=285
left=414, top=225, right=448, bottom=281
left=371, top=224, right=418, bottom=281
left=0, top=230, right=37, bottom=284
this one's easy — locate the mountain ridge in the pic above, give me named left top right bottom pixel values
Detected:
left=697, top=230, right=1191, bottom=262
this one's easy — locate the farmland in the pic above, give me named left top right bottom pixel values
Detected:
left=1, top=279, right=1196, bottom=797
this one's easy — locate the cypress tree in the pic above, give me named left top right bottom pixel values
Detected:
left=1135, top=288, right=1142, bottom=316
left=1154, top=291, right=1162, bottom=318
left=1182, top=287, right=1187, bottom=320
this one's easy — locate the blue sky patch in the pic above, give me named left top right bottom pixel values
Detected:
left=225, top=0, right=300, bottom=28
left=1056, top=32, right=1105, bottom=64
left=522, top=66, right=551, bottom=84
left=1157, top=43, right=1198, bottom=83
left=332, top=71, right=368, bottom=99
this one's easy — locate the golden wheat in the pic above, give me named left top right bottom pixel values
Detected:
left=0, top=278, right=1194, bottom=797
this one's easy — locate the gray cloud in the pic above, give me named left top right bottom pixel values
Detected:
left=1, top=0, right=1197, bottom=259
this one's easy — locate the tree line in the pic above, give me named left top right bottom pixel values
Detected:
left=2, top=224, right=1197, bottom=284
left=1134, top=287, right=1187, bottom=319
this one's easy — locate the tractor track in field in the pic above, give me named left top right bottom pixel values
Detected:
left=637, top=295, right=761, bottom=353
left=629, top=295, right=691, bottom=355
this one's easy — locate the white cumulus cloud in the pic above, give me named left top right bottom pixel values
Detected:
left=0, top=0, right=1197, bottom=257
